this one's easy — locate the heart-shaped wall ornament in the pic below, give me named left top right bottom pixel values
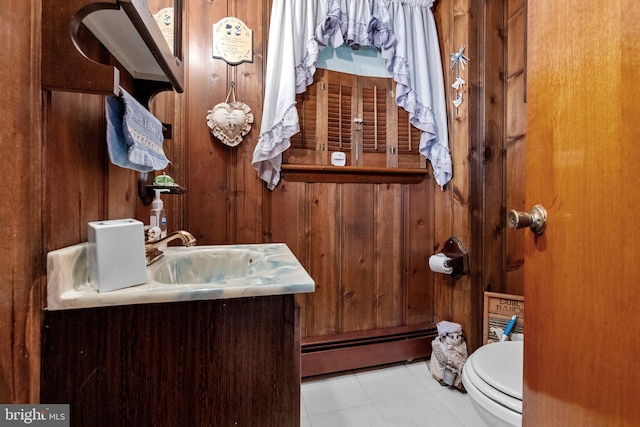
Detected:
left=206, top=83, right=254, bottom=147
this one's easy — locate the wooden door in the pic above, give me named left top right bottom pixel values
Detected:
left=523, top=1, right=640, bottom=425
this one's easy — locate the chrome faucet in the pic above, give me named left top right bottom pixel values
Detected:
left=145, top=230, right=197, bottom=265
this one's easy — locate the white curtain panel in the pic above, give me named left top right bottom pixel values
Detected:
left=252, top=0, right=451, bottom=190
left=381, top=0, right=451, bottom=188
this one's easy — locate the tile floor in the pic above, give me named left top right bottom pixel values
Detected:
left=300, top=360, right=488, bottom=427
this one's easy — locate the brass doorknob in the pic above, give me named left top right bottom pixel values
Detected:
left=508, top=205, right=547, bottom=235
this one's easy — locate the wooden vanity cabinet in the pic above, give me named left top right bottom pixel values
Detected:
left=41, top=295, right=300, bottom=426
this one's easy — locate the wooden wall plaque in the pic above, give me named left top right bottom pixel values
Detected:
left=483, top=292, right=525, bottom=344
left=153, top=7, right=175, bottom=54
left=212, top=17, right=253, bottom=65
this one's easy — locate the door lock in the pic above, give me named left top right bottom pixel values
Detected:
left=508, top=205, right=547, bottom=235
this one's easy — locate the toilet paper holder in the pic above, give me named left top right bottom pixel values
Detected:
left=434, top=237, right=469, bottom=279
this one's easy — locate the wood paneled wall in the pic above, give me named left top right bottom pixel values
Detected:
left=471, top=0, right=528, bottom=298
left=504, top=0, right=527, bottom=294
left=271, top=181, right=434, bottom=338
left=432, top=0, right=483, bottom=351
left=2, top=0, right=44, bottom=404
left=181, top=0, right=266, bottom=246
left=0, top=0, right=527, bottom=402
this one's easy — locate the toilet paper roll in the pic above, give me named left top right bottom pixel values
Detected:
left=429, top=253, right=453, bottom=274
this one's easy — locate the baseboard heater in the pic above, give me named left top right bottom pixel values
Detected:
left=301, top=324, right=438, bottom=378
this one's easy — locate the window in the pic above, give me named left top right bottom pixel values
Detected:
left=286, top=69, right=425, bottom=171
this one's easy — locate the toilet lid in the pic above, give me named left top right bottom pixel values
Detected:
left=470, top=341, right=523, bottom=400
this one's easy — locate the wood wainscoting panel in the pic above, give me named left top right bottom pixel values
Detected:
left=375, top=183, right=404, bottom=328
left=304, top=182, right=340, bottom=337
left=274, top=178, right=436, bottom=375
left=403, top=179, right=435, bottom=325
left=340, top=183, right=377, bottom=332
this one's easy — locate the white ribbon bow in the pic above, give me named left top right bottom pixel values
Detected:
left=449, top=45, right=469, bottom=71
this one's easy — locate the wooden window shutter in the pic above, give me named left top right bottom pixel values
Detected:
left=361, top=80, right=388, bottom=154
left=291, top=85, right=317, bottom=150
left=327, top=73, right=354, bottom=152
left=397, top=107, right=422, bottom=155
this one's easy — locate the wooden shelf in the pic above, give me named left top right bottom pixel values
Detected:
left=281, top=164, right=429, bottom=184
left=42, top=0, right=183, bottom=105
left=141, top=183, right=186, bottom=206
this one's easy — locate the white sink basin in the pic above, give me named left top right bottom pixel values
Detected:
left=47, top=243, right=315, bottom=310
left=148, top=247, right=267, bottom=285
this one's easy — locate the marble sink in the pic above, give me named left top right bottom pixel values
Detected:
left=149, top=246, right=269, bottom=285
left=47, top=243, right=315, bottom=310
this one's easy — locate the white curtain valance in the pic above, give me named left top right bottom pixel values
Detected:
left=252, top=0, right=451, bottom=190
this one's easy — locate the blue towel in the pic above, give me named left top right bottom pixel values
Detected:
left=105, top=88, right=169, bottom=172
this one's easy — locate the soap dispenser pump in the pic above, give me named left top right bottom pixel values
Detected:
left=150, top=189, right=170, bottom=239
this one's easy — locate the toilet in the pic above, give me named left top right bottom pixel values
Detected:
left=461, top=341, right=523, bottom=427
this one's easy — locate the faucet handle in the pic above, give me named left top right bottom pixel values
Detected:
left=145, top=226, right=162, bottom=243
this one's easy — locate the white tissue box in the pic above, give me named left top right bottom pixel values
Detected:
left=88, top=219, right=148, bottom=292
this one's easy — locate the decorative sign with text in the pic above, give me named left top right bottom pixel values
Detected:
left=212, top=17, right=253, bottom=65
left=483, top=292, right=525, bottom=344
left=153, top=7, right=175, bottom=54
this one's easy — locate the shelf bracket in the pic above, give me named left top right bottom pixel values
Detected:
left=42, top=0, right=184, bottom=106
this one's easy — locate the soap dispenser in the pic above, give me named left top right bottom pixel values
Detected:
left=150, top=189, right=170, bottom=240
